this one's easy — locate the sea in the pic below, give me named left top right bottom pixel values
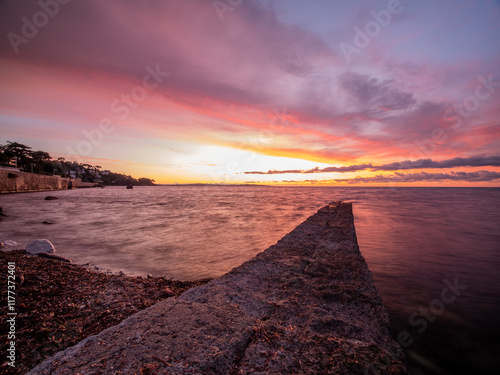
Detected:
left=1, top=186, right=499, bottom=374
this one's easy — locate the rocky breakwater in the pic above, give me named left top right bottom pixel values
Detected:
left=29, top=202, right=407, bottom=374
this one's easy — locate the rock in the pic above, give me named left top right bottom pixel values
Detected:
left=16, top=274, right=25, bottom=285
left=44, top=196, right=59, bottom=201
left=26, top=239, right=55, bottom=255
left=0, top=207, right=6, bottom=217
left=1, top=240, right=21, bottom=251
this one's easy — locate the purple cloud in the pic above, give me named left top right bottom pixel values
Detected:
left=244, top=156, right=500, bottom=175
left=333, top=171, right=500, bottom=184
left=339, top=71, right=416, bottom=113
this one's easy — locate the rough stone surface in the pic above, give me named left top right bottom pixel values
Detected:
left=25, top=239, right=56, bottom=255
left=0, top=169, right=76, bottom=193
left=29, top=202, right=407, bottom=375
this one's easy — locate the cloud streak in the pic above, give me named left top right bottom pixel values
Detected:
left=330, top=171, right=500, bottom=184
left=244, top=156, right=500, bottom=174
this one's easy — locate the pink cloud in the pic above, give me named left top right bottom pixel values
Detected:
left=0, top=0, right=499, bottom=179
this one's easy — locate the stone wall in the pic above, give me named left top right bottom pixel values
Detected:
left=29, top=202, right=407, bottom=374
left=0, top=169, right=75, bottom=193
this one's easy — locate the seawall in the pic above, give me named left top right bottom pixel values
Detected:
left=29, top=202, right=407, bottom=374
left=0, top=169, right=95, bottom=193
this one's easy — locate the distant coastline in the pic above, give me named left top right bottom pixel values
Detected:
left=155, top=183, right=265, bottom=186
left=0, top=141, right=155, bottom=193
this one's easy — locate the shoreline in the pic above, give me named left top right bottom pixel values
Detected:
left=0, top=169, right=101, bottom=194
left=0, top=250, right=209, bottom=374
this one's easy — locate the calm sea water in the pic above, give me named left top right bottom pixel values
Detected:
left=1, top=186, right=499, bottom=374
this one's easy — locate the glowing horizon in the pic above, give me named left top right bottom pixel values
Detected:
left=1, top=0, right=499, bottom=186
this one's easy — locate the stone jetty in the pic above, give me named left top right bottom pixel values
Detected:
left=29, top=202, right=407, bottom=374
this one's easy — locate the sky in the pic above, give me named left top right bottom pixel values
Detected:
left=0, top=0, right=499, bottom=186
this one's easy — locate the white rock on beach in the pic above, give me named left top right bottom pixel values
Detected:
left=1, top=240, right=21, bottom=251
left=26, top=239, right=55, bottom=255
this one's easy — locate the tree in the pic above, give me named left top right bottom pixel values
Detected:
left=138, top=178, right=156, bottom=186
left=1, top=142, right=34, bottom=170
left=0, top=144, right=7, bottom=164
left=55, top=157, right=70, bottom=177
left=30, top=151, right=52, bottom=163
left=2, top=141, right=32, bottom=159
left=2, top=142, right=32, bottom=168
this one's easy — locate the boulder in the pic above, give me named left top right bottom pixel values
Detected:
left=44, top=196, right=59, bottom=201
left=26, top=239, right=55, bottom=255
left=1, top=240, right=21, bottom=251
